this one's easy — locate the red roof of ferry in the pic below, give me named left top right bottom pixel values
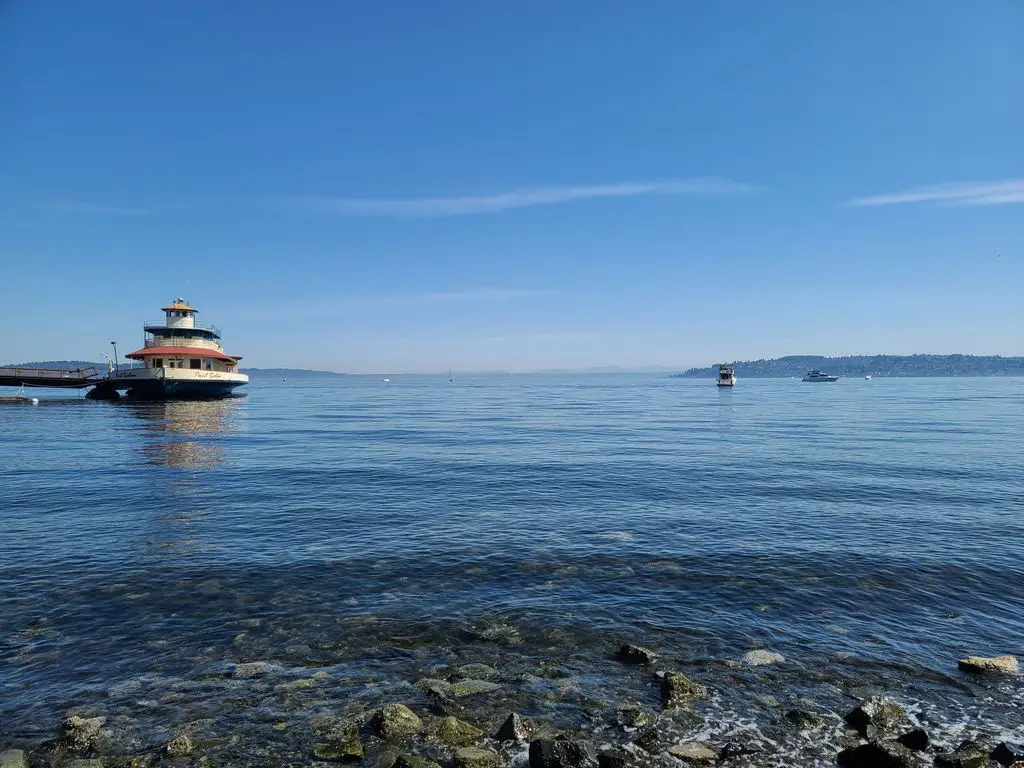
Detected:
left=125, top=346, right=241, bottom=361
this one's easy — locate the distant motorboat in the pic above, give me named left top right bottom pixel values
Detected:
left=382, top=377, right=390, bottom=383
left=864, top=375, right=872, bottom=380
left=802, top=369, right=839, bottom=383
left=716, top=363, right=736, bottom=387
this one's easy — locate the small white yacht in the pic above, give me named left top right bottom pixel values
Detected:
left=716, top=363, right=736, bottom=387
left=802, top=369, right=839, bottom=383
left=864, top=375, right=872, bottom=380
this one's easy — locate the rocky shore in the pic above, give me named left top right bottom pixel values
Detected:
left=2, top=640, right=1020, bottom=768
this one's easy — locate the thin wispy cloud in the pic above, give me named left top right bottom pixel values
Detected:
left=235, top=288, right=557, bottom=320
left=43, top=199, right=150, bottom=216
left=846, top=179, right=1024, bottom=207
left=293, top=178, right=753, bottom=218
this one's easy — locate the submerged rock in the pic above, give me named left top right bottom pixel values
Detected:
left=958, top=655, right=1019, bottom=675
left=896, top=728, right=930, bottom=751
left=230, top=660, right=280, bottom=678
left=435, top=716, right=482, bottom=748
left=843, top=697, right=908, bottom=739
left=455, top=663, right=500, bottom=680
left=374, top=704, right=423, bottom=740
left=660, top=671, right=707, bottom=708
left=313, top=725, right=363, bottom=761
left=741, top=649, right=785, bottom=666
left=784, top=709, right=823, bottom=729
left=164, top=734, right=194, bottom=757
left=0, top=751, right=28, bottom=768
left=450, top=679, right=503, bottom=697
left=617, top=644, right=657, bottom=665
left=60, top=715, right=107, bottom=752
left=372, top=752, right=400, bottom=768
left=495, top=713, right=530, bottom=743
left=667, top=742, right=717, bottom=763
left=454, top=746, right=501, bottom=768
left=992, top=742, right=1024, bottom=766
left=935, top=740, right=990, bottom=768
left=615, top=705, right=656, bottom=731
left=837, top=742, right=914, bottom=768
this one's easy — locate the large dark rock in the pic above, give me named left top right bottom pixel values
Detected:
left=660, top=672, right=708, bottom=708
left=395, top=757, right=442, bottom=768
left=935, top=740, right=990, bottom=768
left=495, top=713, right=529, bottom=743
left=617, top=644, right=657, bottom=665
left=896, top=728, right=929, bottom=751
left=596, top=749, right=633, bottom=768
left=992, top=742, right=1024, bottom=766
left=529, top=737, right=598, bottom=768
left=719, top=742, right=762, bottom=760
left=837, top=742, right=914, bottom=768
left=843, top=697, right=908, bottom=739
left=633, top=726, right=664, bottom=754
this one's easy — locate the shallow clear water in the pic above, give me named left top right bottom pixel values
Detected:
left=2, top=375, right=1023, bottom=765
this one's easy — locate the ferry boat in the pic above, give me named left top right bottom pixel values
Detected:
left=802, top=369, right=839, bottom=383
left=716, top=363, right=736, bottom=387
left=91, top=299, right=248, bottom=400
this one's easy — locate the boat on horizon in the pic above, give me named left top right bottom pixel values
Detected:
left=88, top=298, right=248, bottom=400
left=716, top=363, right=736, bottom=387
left=802, top=369, right=840, bottom=383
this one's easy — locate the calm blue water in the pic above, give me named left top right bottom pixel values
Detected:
left=2, top=375, right=1023, bottom=765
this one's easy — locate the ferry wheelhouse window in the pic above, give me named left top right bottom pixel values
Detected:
left=189, top=359, right=202, bottom=369
left=153, top=358, right=163, bottom=368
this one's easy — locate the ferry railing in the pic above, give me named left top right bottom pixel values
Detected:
left=143, top=321, right=221, bottom=336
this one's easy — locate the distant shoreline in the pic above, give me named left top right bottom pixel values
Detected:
left=8, top=355, right=1024, bottom=380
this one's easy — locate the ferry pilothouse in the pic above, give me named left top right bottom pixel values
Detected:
left=91, top=298, right=248, bottom=400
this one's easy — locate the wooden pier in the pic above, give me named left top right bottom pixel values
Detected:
left=0, top=366, right=102, bottom=389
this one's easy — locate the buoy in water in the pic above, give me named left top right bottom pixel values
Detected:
left=31, top=398, right=39, bottom=405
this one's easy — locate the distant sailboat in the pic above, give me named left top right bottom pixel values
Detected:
left=448, top=368, right=453, bottom=382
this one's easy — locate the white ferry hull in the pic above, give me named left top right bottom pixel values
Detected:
left=92, top=368, right=248, bottom=400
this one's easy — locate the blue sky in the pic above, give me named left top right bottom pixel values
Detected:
left=1, top=0, right=1022, bottom=372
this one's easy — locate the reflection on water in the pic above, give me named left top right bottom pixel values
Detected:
left=128, top=398, right=243, bottom=469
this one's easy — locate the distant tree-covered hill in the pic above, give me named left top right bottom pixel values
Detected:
left=673, top=355, right=1024, bottom=378
left=242, top=368, right=349, bottom=377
